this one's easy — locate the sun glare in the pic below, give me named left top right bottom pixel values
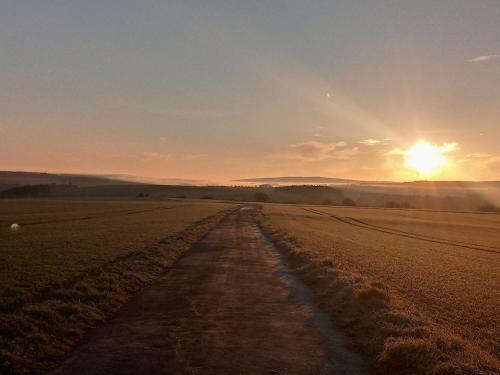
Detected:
left=405, top=141, right=448, bottom=176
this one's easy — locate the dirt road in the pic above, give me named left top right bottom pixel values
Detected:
left=50, top=208, right=364, bottom=375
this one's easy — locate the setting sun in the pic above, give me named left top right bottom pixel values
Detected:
left=405, top=141, right=448, bottom=176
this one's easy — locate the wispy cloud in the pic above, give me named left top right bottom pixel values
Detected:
left=468, top=54, right=500, bottom=63
left=142, top=151, right=206, bottom=161
left=360, top=138, right=392, bottom=146
left=271, top=141, right=343, bottom=161
left=387, top=148, right=405, bottom=156
left=387, top=142, right=459, bottom=157
left=459, top=152, right=495, bottom=164
left=331, top=146, right=360, bottom=160
left=142, top=152, right=172, bottom=161
left=439, top=142, right=460, bottom=153
left=270, top=141, right=359, bottom=161
left=465, top=153, right=493, bottom=159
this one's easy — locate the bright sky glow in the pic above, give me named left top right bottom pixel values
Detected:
left=0, top=1, right=499, bottom=181
left=405, top=141, right=448, bottom=176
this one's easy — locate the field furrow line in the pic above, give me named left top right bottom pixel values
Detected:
left=301, top=207, right=500, bottom=254
left=11, top=204, right=190, bottom=227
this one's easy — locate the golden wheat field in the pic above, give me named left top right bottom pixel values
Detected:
left=259, top=204, right=500, bottom=374
left=0, top=198, right=236, bottom=373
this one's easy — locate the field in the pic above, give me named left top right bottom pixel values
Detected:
left=258, top=204, right=500, bottom=374
left=0, top=198, right=236, bottom=373
left=2, top=198, right=499, bottom=374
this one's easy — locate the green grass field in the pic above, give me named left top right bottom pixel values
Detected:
left=0, top=198, right=235, bottom=373
left=259, top=204, right=500, bottom=374
left=0, top=199, right=234, bottom=306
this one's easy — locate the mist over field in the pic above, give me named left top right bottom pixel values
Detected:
left=2, top=171, right=499, bottom=212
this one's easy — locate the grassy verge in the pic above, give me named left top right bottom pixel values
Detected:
left=255, top=207, right=499, bottom=375
left=0, top=206, right=237, bottom=374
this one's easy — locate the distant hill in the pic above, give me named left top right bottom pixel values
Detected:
left=235, top=176, right=358, bottom=184
left=103, top=174, right=215, bottom=186
left=235, top=176, right=500, bottom=187
left=0, top=171, right=132, bottom=192
left=233, top=176, right=500, bottom=209
left=1, top=171, right=499, bottom=211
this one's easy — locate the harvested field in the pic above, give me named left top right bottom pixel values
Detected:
left=0, top=199, right=236, bottom=374
left=258, top=204, right=500, bottom=374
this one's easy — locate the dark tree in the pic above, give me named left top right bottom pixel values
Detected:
left=342, top=197, right=356, bottom=206
left=478, top=203, right=498, bottom=212
left=400, top=201, right=414, bottom=209
left=253, top=192, right=269, bottom=202
left=385, top=201, right=400, bottom=208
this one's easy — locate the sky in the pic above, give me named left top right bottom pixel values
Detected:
left=1, top=0, right=499, bottom=182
